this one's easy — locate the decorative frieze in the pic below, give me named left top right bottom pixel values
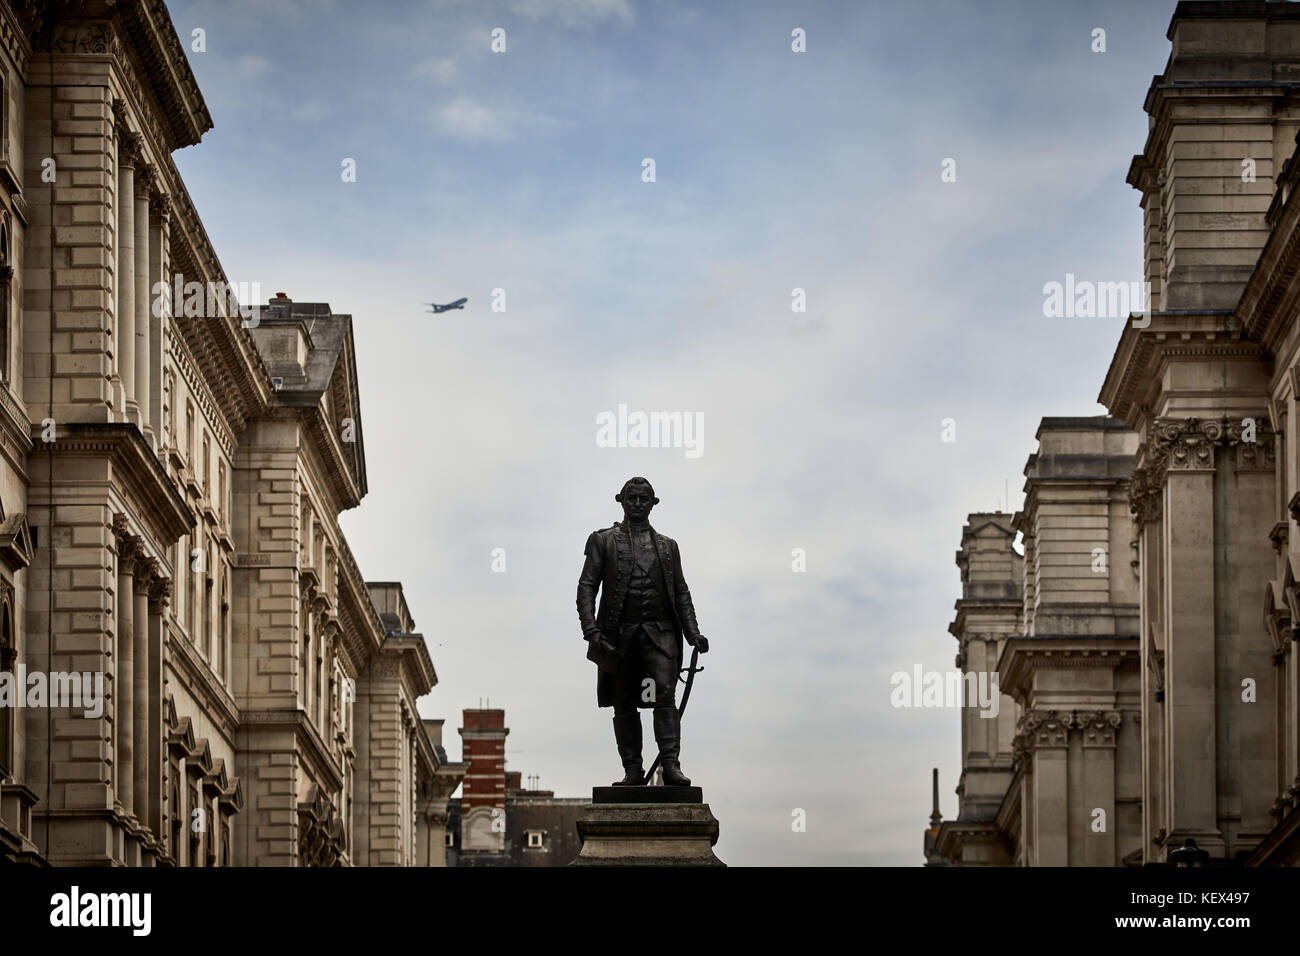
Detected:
left=49, top=20, right=117, bottom=57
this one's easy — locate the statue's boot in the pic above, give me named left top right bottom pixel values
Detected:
left=654, top=707, right=691, bottom=787
left=612, top=712, right=644, bottom=786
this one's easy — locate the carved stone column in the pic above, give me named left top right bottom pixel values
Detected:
left=1078, top=710, right=1123, bottom=866
left=1155, top=418, right=1221, bottom=854
left=147, top=575, right=171, bottom=836
left=134, top=164, right=154, bottom=447
left=133, top=556, right=155, bottom=828
left=115, top=122, right=141, bottom=423
left=1129, top=450, right=1166, bottom=859
left=149, top=192, right=172, bottom=451
left=1016, top=710, right=1070, bottom=865
left=114, top=529, right=138, bottom=817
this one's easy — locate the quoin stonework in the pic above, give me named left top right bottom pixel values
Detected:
left=926, top=0, right=1300, bottom=867
left=0, top=1, right=463, bottom=866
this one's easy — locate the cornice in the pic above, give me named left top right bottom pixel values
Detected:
left=47, top=423, right=194, bottom=543
left=1098, top=313, right=1263, bottom=425
left=168, top=316, right=236, bottom=459
left=999, top=636, right=1139, bottom=702
left=335, top=538, right=385, bottom=670
left=305, top=405, right=362, bottom=513
left=238, top=708, right=344, bottom=793
left=1137, top=79, right=1300, bottom=183
left=0, top=2, right=31, bottom=74
left=378, top=633, right=438, bottom=700
left=1240, top=138, right=1300, bottom=349
left=111, top=0, right=211, bottom=150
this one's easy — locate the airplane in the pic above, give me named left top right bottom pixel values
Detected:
left=423, top=297, right=467, bottom=314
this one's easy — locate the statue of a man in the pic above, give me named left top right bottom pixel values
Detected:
left=576, top=477, right=709, bottom=787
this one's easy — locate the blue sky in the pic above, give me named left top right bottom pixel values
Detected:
left=168, top=0, right=1178, bottom=865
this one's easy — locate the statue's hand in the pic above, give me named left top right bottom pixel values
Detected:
left=693, top=636, right=709, bottom=654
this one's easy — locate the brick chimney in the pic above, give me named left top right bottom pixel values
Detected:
left=458, top=709, right=507, bottom=814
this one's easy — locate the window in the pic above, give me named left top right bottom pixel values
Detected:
left=0, top=596, right=13, bottom=777
left=185, top=402, right=194, bottom=466
left=206, top=799, right=217, bottom=867
left=0, top=223, right=11, bottom=385
left=175, top=540, right=186, bottom=629
left=169, top=767, right=182, bottom=861
left=202, top=434, right=211, bottom=496
left=299, top=501, right=311, bottom=565
left=188, top=779, right=201, bottom=866
left=217, top=462, right=225, bottom=523
left=204, top=574, right=214, bottom=661
left=164, top=370, right=175, bottom=451
left=526, top=830, right=544, bottom=849
left=219, top=569, right=229, bottom=680
left=444, top=831, right=454, bottom=848
left=300, top=596, right=311, bottom=711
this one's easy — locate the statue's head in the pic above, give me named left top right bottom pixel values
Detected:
left=616, top=477, right=658, bottom=521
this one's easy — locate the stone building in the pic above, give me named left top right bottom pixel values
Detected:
left=929, top=0, right=1300, bottom=866
left=0, top=0, right=460, bottom=866
left=446, top=707, right=585, bottom=867
left=932, top=421, right=1143, bottom=866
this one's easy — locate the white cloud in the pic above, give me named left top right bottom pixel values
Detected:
left=412, top=56, right=457, bottom=83
left=435, top=97, right=514, bottom=142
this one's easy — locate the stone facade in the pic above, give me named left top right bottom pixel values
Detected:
left=0, top=1, right=459, bottom=866
left=929, top=1, right=1300, bottom=866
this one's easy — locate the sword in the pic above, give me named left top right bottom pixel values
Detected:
left=643, top=643, right=703, bottom=786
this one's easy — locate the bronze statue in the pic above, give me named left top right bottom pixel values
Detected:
left=577, top=477, right=709, bottom=787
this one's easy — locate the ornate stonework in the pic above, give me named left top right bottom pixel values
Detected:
left=1130, top=416, right=1275, bottom=526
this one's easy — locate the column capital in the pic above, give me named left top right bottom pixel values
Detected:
left=1154, top=416, right=1221, bottom=472
left=1076, top=709, right=1124, bottom=748
left=115, top=528, right=142, bottom=568
left=150, top=191, right=172, bottom=225
left=1012, top=709, right=1071, bottom=763
left=148, top=575, right=172, bottom=612
left=118, top=131, right=143, bottom=168
left=1130, top=416, right=1275, bottom=526
left=134, top=162, right=156, bottom=195
left=132, top=556, right=158, bottom=592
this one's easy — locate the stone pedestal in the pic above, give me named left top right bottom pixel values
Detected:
left=572, top=786, right=725, bottom=866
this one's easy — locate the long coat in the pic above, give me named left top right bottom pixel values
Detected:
left=576, top=522, right=703, bottom=707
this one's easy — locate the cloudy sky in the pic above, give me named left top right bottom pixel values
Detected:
left=167, top=0, right=1175, bottom=865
